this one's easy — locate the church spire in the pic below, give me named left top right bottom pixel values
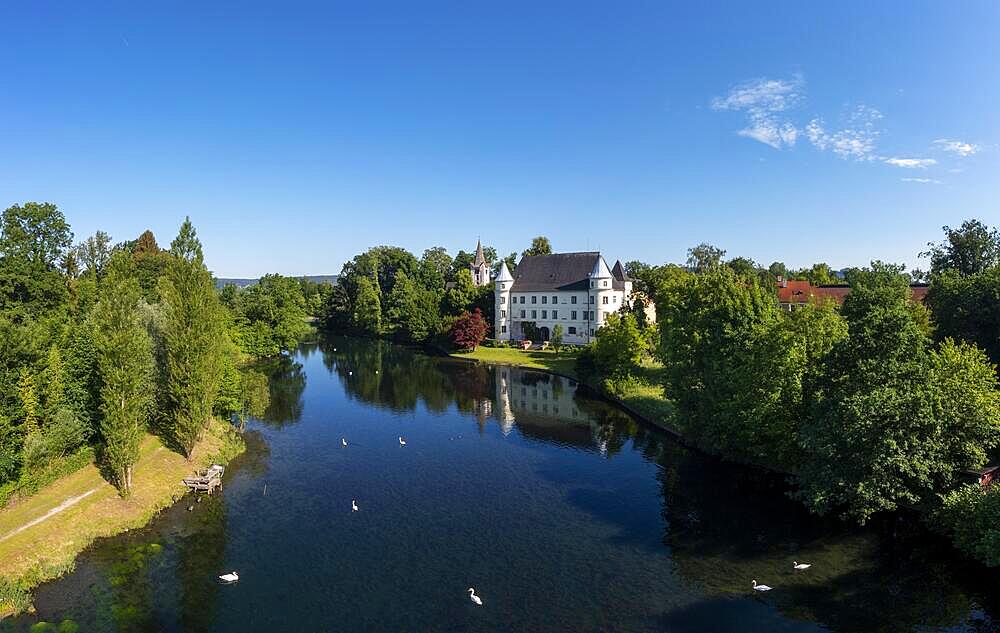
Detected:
left=474, top=239, right=487, bottom=267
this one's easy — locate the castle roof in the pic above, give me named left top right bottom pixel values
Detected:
left=496, top=260, right=514, bottom=283
left=508, top=252, right=626, bottom=292
left=611, top=260, right=630, bottom=282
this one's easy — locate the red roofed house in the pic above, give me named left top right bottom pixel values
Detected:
left=775, top=277, right=929, bottom=311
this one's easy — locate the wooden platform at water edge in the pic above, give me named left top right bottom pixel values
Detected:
left=182, top=464, right=225, bottom=494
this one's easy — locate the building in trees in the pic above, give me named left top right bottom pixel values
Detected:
left=775, top=277, right=929, bottom=311
left=494, top=252, right=651, bottom=345
left=469, top=240, right=491, bottom=287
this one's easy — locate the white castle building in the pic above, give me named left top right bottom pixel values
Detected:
left=494, top=251, right=648, bottom=345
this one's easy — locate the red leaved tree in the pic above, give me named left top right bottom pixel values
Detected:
left=450, top=308, right=489, bottom=350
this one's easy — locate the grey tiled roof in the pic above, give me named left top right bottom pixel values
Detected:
left=509, top=252, right=626, bottom=292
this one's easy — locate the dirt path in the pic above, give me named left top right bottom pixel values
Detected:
left=0, top=488, right=99, bottom=544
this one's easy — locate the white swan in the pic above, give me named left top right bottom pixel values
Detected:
left=342, top=438, right=348, bottom=447
left=352, top=499, right=359, bottom=512
left=793, top=561, right=811, bottom=570
left=348, top=371, right=353, bottom=376
left=468, top=587, right=483, bottom=606
left=219, top=572, right=239, bottom=583
left=752, top=580, right=772, bottom=592
left=398, top=436, right=407, bottom=446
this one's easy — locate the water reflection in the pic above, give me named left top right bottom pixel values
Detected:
left=6, top=337, right=1000, bottom=632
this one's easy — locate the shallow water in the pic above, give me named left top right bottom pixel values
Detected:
left=5, top=337, right=999, bottom=632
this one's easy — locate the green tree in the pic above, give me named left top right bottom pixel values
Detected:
left=926, top=266, right=1000, bottom=363
left=159, top=218, right=226, bottom=458
left=94, top=253, right=154, bottom=495
left=726, top=256, right=758, bottom=279
left=385, top=271, right=440, bottom=343
left=922, top=219, right=1000, bottom=276
left=352, top=276, right=382, bottom=336
left=418, top=247, right=452, bottom=290
left=551, top=324, right=564, bottom=353
left=522, top=236, right=552, bottom=258
left=796, top=264, right=1000, bottom=522
left=16, top=370, right=40, bottom=436
left=591, top=313, right=645, bottom=378
left=934, top=484, right=1000, bottom=567
left=686, top=242, right=725, bottom=273
left=238, top=274, right=309, bottom=355
left=77, top=230, right=113, bottom=277
left=0, top=202, right=73, bottom=313
left=41, top=346, right=66, bottom=423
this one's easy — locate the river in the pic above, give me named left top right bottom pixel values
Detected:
left=4, top=336, right=998, bottom=632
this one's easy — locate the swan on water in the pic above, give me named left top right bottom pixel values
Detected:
left=468, top=588, right=483, bottom=606
left=752, top=580, right=772, bottom=592
left=342, top=438, right=348, bottom=447
left=793, top=561, right=811, bottom=570
left=352, top=499, right=359, bottom=512
left=219, top=572, right=239, bottom=583
left=348, top=371, right=353, bottom=376
left=399, top=436, right=407, bottom=446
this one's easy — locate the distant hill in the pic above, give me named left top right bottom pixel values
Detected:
left=215, top=275, right=339, bottom=289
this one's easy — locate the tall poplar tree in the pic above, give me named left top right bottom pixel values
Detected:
left=94, top=253, right=153, bottom=495
left=159, top=218, right=225, bottom=457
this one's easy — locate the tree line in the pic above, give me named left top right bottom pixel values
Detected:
left=582, top=220, right=1000, bottom=565
left=319, top=237, right=552, bottom=349
left=0, top=202, right=311, bottom=498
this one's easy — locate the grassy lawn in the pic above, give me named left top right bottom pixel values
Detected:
left=450, top=346, right=581, bottom=378
left=0, top=419, right=243, bottom=615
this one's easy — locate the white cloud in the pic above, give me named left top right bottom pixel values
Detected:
left=804, top=105, right=883, bottom=160
left=885, top=157, right=937, bottom=168
left=712, top=76, right=803, bottom=149
left=933, top=138, right=979, bottom=157
left=901, top=177, right=941, bottom=184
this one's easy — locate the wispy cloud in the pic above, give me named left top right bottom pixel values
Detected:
left=885, top=157, right=937, bottom=168
left=711, top=76, right=803, bottom=149
left=933, top=138, right=979, bottom=157
left=901, top=177, right=941, bottom=184
left=805, top=106, right=883, bottom=160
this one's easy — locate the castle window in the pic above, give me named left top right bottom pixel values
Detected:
left=571, top=296, right=577, bottom=304
left=531, top=296, right=537, bottom=304
left=532, top=310, right=537, bottom=319
left=613, top=296, right=617, bottom=303
left=501, top=325, right=507, bottom=333
left=552, top=310, right=558, bottom=319
left=542, top=296, right=547, bottom=304
left=552, top=295, right=558, bottom=304
left=520, top=310, right=525, bottom=318
left=541, top=310, right=547, bottom=319
left=571, top=310, right=577, bottom=320
left=589, top=296, right=595, bottom=304
left=602, top=296, right=608, bottom=305
left=568, top=326, right=577, bottom=334
left=500, top=310, right=506, bottom=318
left=520, top=296, right=525, bottom=304
left=500, top=296, right=506, bottom=304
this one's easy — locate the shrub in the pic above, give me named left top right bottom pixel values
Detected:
left=933, top=483, right=1000, bottom=566
left=450, top=308, right=488, bottom=350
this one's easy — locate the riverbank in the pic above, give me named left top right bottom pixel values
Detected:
left=0, top=419, right=244, bottom=616
left=449, top=347, right=678, bottom=435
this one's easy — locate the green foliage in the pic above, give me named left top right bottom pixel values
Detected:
left=159, top=219, right=226, bottom=458
left=934, top=484, right=1000, bottom=566
left=385, top=271, right=441, bottom=343
left=522, top=236, right=552, bottom=258
left=41, top=346, right=66, bottom=422
left=94, top=253, right=154, bottom=494
left=591, top=313, right=645, bottom=378
left=922, top=219, right=1000, bottom=277
left=795, top=265, right=1000, bottom=522
left=685, top=242, right=725, bottom=273
left=0, top=202, right=72, bottom=314
left=352, top=276, right=383, bottom=335
left=926, top=266, right=1000, bottom=363
left=17, top=369, right=40, bottom=436
left=229, top=274, right=310, bottom=357
left=418, top=246, right=452, bottom=290
left=551, top=324, right=564, bottom=353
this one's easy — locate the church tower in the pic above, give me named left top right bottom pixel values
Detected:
left=469, top=240, right=491, bottom=287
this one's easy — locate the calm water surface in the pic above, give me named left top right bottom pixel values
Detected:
left=5, top=337, right=999, bottom=632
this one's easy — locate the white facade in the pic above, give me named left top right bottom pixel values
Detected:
left=494, top=254, right=642, bottom=346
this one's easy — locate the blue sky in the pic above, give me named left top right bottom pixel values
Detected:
left=1, top=1, right=997, bottom=277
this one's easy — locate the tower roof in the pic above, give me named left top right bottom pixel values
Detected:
left=590, top=255, right=612, bottom=279
left=496, top=260, right=514, bottom=283
left=611, top=260, right=630, bottom=281
left=473, top=240, right=487, bottom=267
